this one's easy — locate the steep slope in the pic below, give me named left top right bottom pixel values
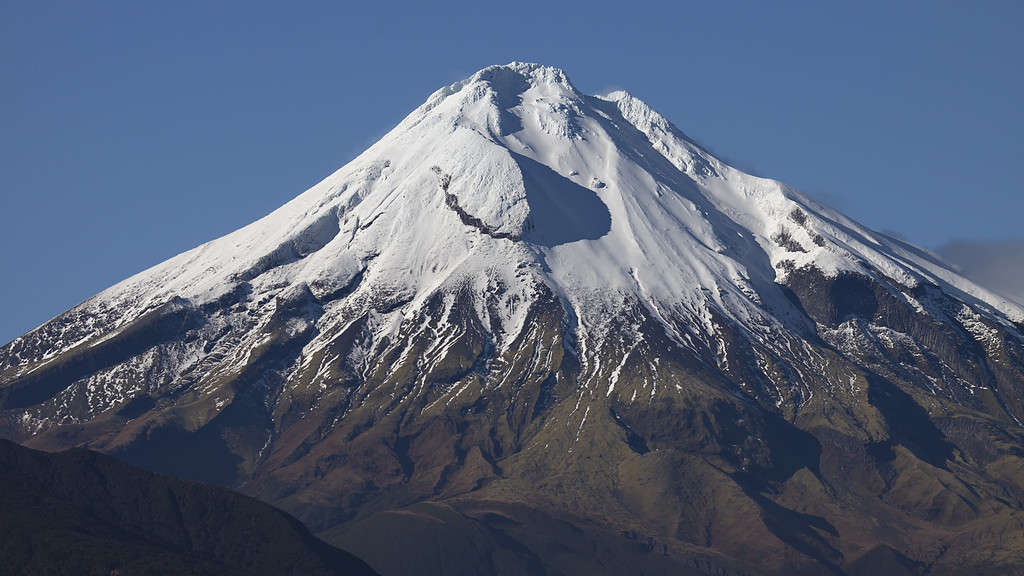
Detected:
left=2, top=62, right=1024, bottom=574
left=0, top=439, right=377, bottom=576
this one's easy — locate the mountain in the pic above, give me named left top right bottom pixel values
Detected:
left=3, top=62, right=1024, bottom=574
left=0, top=439, right=377, bottom=575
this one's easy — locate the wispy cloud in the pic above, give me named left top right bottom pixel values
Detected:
left=936, top=239, right=1024, bottom=306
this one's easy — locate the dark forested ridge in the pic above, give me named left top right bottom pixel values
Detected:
left=0, top=439, right=377, bottom=576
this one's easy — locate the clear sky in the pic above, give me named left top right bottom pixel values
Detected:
left=2, top=1, right=1022, bottom=344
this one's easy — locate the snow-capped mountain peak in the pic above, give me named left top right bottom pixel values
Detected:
left=4, top=64, right=1024, bottom=574
left=5, top=63, right=1022, bottom=399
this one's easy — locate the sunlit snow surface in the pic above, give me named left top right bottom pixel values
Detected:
left=5, top=63, right=1022, bottom=426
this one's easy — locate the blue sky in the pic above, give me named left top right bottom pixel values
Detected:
left=2, top=1, right=1022, bottom=343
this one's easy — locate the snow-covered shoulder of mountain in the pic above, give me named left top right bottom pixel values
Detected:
left=598, top=88, right=1024, bottom=324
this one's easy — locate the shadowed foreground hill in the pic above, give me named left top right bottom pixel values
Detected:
left=0, top=440, right=377, bottom=576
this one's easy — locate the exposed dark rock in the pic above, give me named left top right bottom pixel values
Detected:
left=2, top=298, right=203, bottom=410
